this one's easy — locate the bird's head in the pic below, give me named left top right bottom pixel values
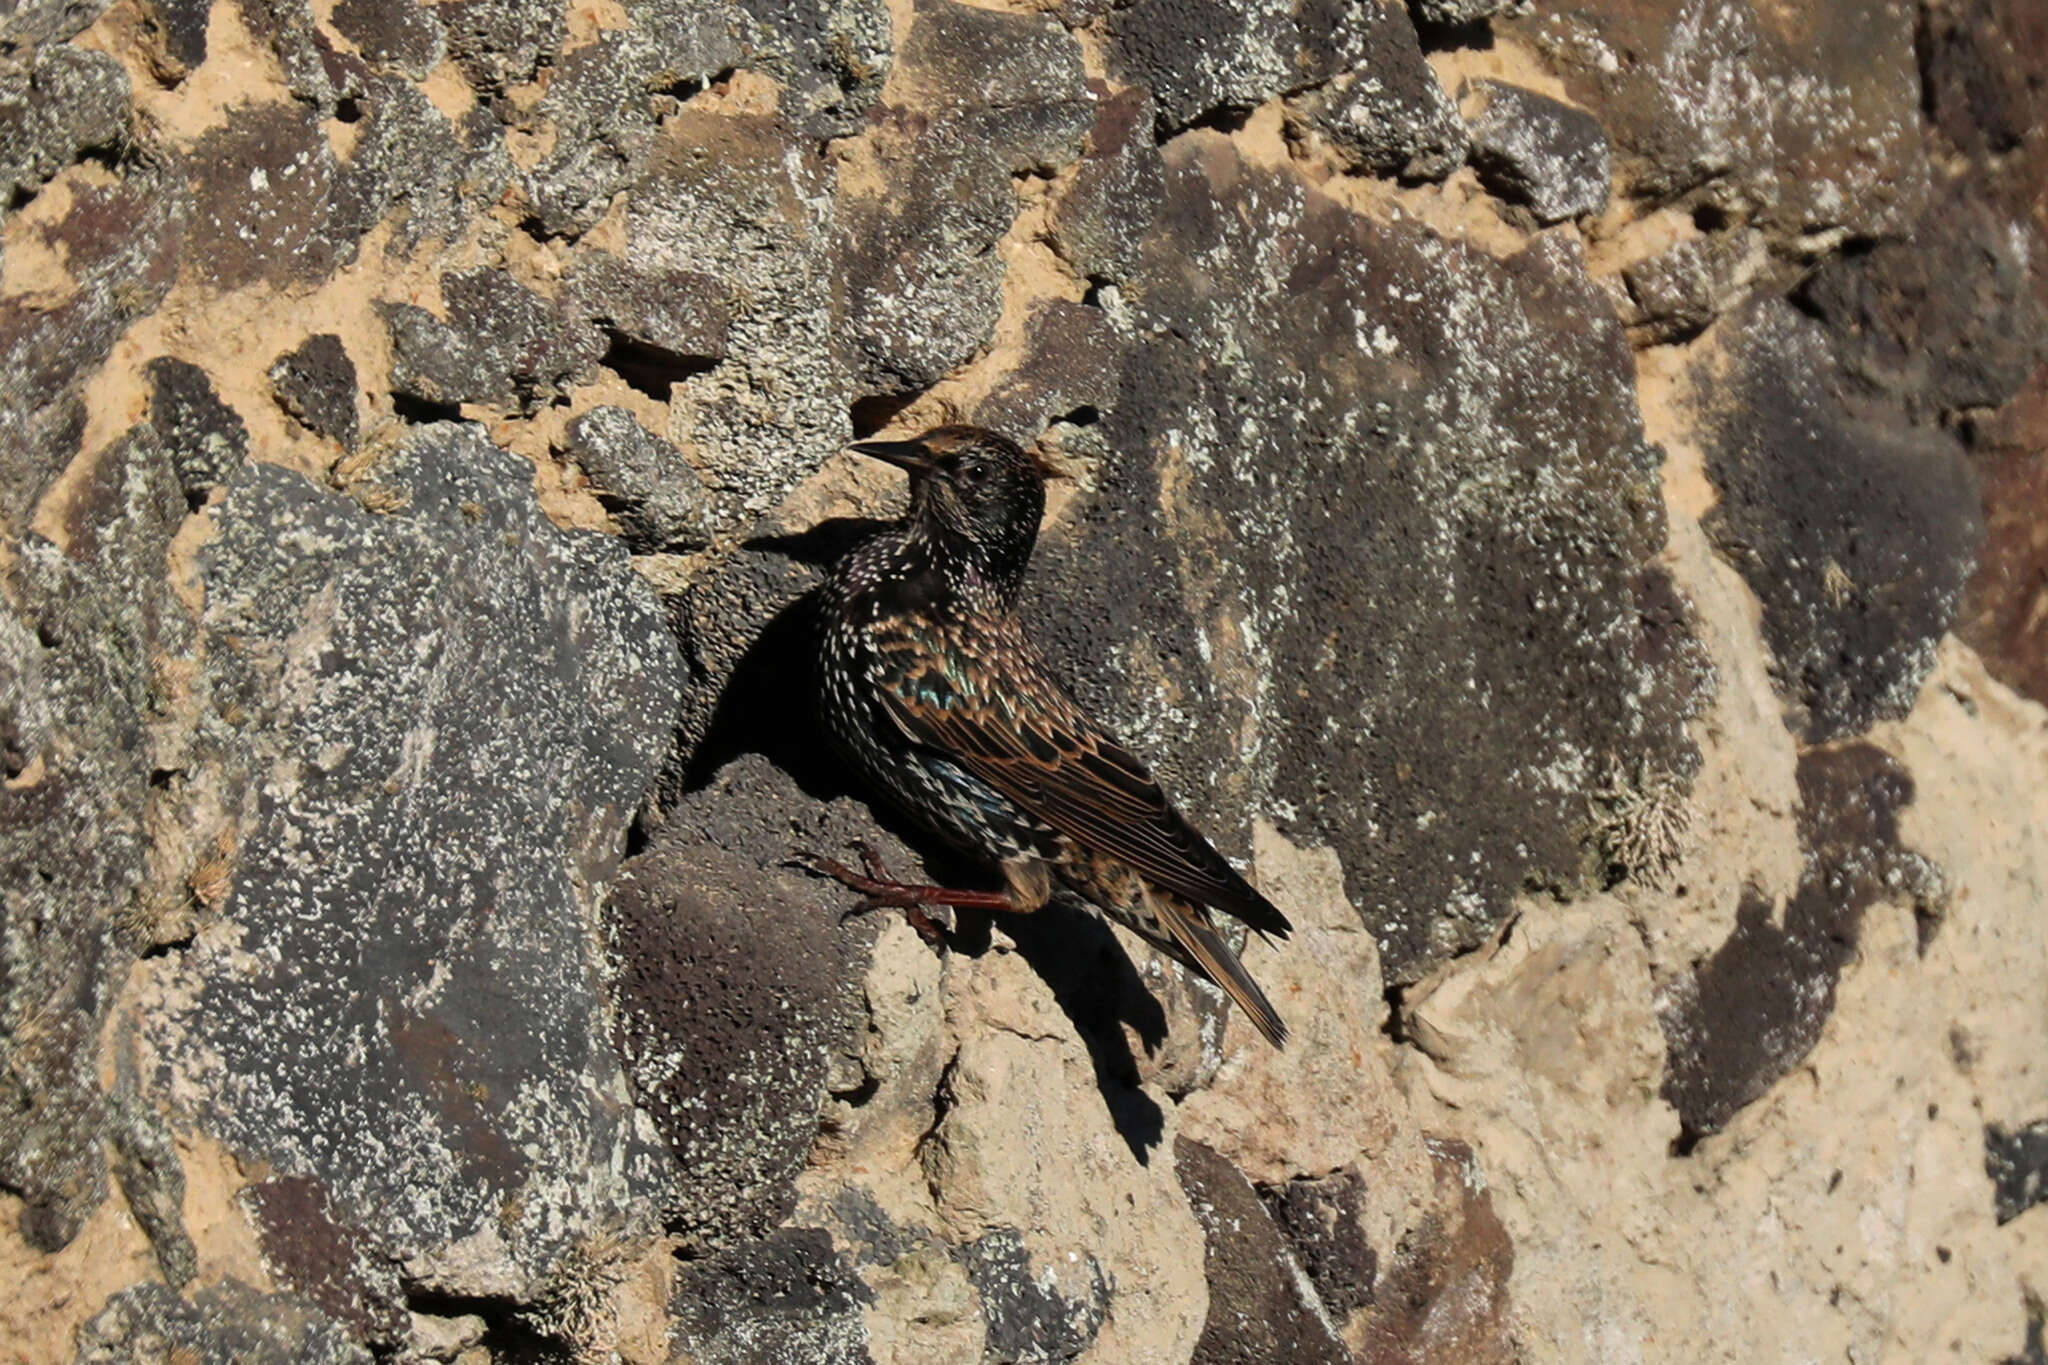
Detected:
left=848, top=425, right=1052, bottom=592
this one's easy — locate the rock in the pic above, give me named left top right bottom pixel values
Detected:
left=187, top=104, right=354, bottom=290
left=1701, top=299, right=1983, bottom=741
left=731, top=0, right=893, bottom=141
left=1409, top=0, right=1516, bottom=24
left=1462, top=79, right=1611, bottom=223
left=0, top=0, right=113, bottom=47
left=106, top=1071, right=197, bottom=1288
left=561, top=406, right=710, bottom=548
left=330, top=0, right=444, bottom=76
left=606, top=758, right=874, bottom=1244
left=667, top=1227, right=874, bottom=1364
left=1257, top=1169, right=1377, bottom=1318
left=381, top=268, right=605, bottom=413
left=1290, top=0, right=1468, bottom=181
left=1352, top=1137, right=1516, bottom=1364
left=1507, top=0, right=1928, bottom=240
left=1987, top=1120, right=2048, bottom=1224
left=438, top=0, right=562, bottom=91
left=521, top=4, right=747, bottom=236
left=145, top=357, right=250, bottom=503
left=1030, top=140, right=1703, bottom=982
left=1, top=426, right=185, bottom=1251
left=963, top=1225, right=1110, bottom=1363
left=1103, top=0, right=1383, bottom=135
left=1659, top=743, right=1946, bottom=1139
left=1797, top=196, right=2048, bottom=420
left=1047, top=84, right=1166, bottom=287
left=134, top=0, right=211, bottom=75
left=626, top=110, right=847, bottom=521
left=74, top=1281, right=373, bottom=1365
left=0, top=45, right=131, bottom=205
left=137, top=423, right=683, bottom=1296
left=1617, top=227, right=1763, bottom=342
left=268, top=333, right=360, bottom=451
left=1175, top=1137, right=1351, bottom=1365
left=566, top=253, right=730, bottom=398
left=0, top=158, right=185, bottom=538
left=241, top=1175, right=408, bottom=1345
left=1957, top=370, right=2048, bottom=709
left=336, top=75, right=514, bottom=252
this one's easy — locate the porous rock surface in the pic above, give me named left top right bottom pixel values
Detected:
left=1, top=0, right=2044, bottom=1362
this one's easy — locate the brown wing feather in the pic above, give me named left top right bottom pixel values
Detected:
left=868, top=611, right=1293, bottom=940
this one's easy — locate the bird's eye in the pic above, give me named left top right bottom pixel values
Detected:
left=957, top=461, right=990, bottom=489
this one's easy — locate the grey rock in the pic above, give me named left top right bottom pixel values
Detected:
left=1028, top=142, right=1705, bottom=982
left=562, top=406, right=710, bottom=549
left=108, top=1069, right=198, bottom=1287
left=566, top=252, right=730, bottom=388
left=896, top=0, right=1090, bottom=150
left=1660, top=744, right=1946, bottom=1138
left=438, top=0, right=563, bottom=90
left=0, top=0, right=113, bottom=47
left=609, top=756, right=875, bottom=1243
left=626, top=110, right=847, bottom=522
left=1258, top=1169, right=1377, bottom=1318
left=269, top=333, right=360, bottom=451
left=964, top=1225, right=1110, bottom=1364
left=1, top=157, right=185, bottom=537
left=146, top=357, right=249, bottom=502
left=1618, top=227, right=1761, bottom=342
left=1988, top=1120, right=2048, bottom=1225
left=1798, top=196, right=2048, bottom=420
left=1463, top=79, right=1611, bottom=222
left=1, top=426, right=185, bottom=1251
left=135, top=0, right=211, bottom=74
left=144, top=423, right=682, bottom=1295
left=836, top=112, right=1019, bottom=396
left=1048, top=84, right=1167, bottom=286
left=1508, top=0, right=1928, bottom=240
left=331, top=0, right=444, bottom=76
left=0, top=44, right=131, bottom=205
left=336, top=75, right=513, bottom=251
left=240, top=1174, right=408, bottom=1345
left=667, top=1226, right=875, bottom=1364
left=523, top=3, right=747, bottom=236
left=1702, top=300, right=1983, bottom=742
left=1104, top=0, right=1383, bottom=135
left=1292, top=0, right=1468, bottom=181
left=382, top=268, right=605, bottom=412
left=1409, top=0, right=1518, bottom=26
left=730, top=0, right=892, bottom=140
left=75, top=1281, right=373, bottom=1365
left=1176, top=1138, right=1351, bottom=1365
left=968, top=299, right=1124, bottom=440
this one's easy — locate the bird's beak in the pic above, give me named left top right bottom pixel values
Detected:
left=847, top=438, right=934, bottom=474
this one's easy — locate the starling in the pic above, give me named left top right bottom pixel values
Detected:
left=803, top=424, right=1292, bottom=1047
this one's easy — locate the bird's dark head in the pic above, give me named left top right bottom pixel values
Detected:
left=849, top=425, right=1051, bottom=594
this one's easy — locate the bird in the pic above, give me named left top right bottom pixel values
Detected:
left=798, top=424, right=1293, bottom=1047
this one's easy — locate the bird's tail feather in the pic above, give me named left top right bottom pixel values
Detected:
left=1148, top=890, right=1289, bottom=1048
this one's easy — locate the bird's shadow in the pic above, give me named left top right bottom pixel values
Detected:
left=683, top=522, right=1170, bottom=1163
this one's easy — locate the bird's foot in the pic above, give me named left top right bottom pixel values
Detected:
left=786, top=842, right=1012, bottom=947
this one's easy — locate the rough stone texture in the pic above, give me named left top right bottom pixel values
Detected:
left=1176, top=1137, right=1350, bottom=1364
left=144, top=357, right=249, bottom=502
left=1290, top=2, right=1467, bottom=182
left=607, top=758, right=873, bottom=1245
left=1989, top=1121, right=2048, bottom=1225
left=1509, top=0, right=1931, bottom=242
left=1028, top=140, right=1703, bottom=982
left=267, top=333, right=359, bottom=451
left=4, top=0, right=2048, bottom=1359
left=561, top=406, right=710, bottom=548
left=1103, top=0, right=1384, bottom=135
left=1701, top=300, right=1984, bottom=742
left=0, top=45, right=130, bottom=206
left=1462, top=80, right=1611, bottom=223
left=1, top=427, right=185, bottom=1251
left=136, top=424, right=684, bottom=1295
left=74, top=1281, right=372, bottom=1365
left=1659, top=743, right=1945, bottom=1140
left=382, top=268, right=605, bottom=413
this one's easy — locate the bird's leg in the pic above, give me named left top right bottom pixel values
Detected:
left=789, top=841, right=1015, bottom=946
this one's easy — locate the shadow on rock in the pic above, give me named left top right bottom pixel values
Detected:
left=675, top=526, right=1172, bottom=1163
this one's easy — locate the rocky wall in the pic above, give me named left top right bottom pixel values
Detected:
left=1, top=0, right=2044, bottom=1360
